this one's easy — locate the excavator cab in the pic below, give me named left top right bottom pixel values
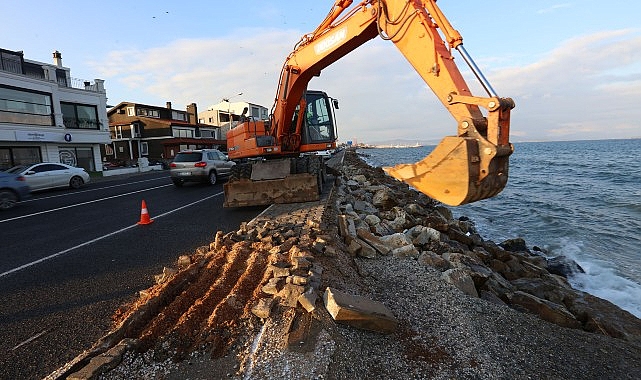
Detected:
left=299, top=90, right=338, bottom=151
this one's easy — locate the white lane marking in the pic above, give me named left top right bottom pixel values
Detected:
left=12, top=329, right=49, bottom=351
left=0, top=191, right=224, bottom=279
left=0, top=184, right=173, bottom=224
left=22, top=176, right=169, bottom=203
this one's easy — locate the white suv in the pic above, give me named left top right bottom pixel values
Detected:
left=169, top=149, right=235, bottom=187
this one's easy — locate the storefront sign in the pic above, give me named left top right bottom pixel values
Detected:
left=15, top=131, right=64, bottom=142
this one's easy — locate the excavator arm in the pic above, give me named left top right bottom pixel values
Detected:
left=270, top=0, right=514, bottom=206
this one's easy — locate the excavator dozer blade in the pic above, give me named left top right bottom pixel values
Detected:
left=383, top=136, right=510, bottom=206
left=223, top=174, right=320, bottom=208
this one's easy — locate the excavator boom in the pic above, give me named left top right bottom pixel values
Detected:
left=225, top=0, right=514, bottom=207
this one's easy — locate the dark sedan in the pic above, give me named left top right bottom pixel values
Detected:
left=0, top=171, right=31, bottom=210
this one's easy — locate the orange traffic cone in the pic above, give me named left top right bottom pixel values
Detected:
left=137, top=200, right=154, bottom=225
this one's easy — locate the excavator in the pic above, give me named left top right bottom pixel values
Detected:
left=224, top=0, right=514, bottom=207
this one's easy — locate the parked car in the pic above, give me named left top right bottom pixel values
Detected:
left=169, top=149, right=235, bottom=187
left=6, top=162, right=90, bottom=191
left=0, top=171, right=31, bottom=210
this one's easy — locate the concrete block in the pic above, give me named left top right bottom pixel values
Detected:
left=323, top=287, right=397, bottom=334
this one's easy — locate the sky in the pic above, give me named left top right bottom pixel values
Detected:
left=2, top=0, right=640, bottom=144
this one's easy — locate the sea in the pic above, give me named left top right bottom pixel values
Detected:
left=359, top=139, right=641, bottom=318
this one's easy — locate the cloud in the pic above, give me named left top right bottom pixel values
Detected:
left=91, top=27, right=641, bottom=143
left=536, top=3, right=571, bottom=14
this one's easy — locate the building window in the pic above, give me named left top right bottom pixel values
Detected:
left=61, top=102, right=99, bottom=129
left=58, top=146, right=95, bottom=171
left=127, top=107, right=134, bottom=116
left=0, top=85, right=53, bottom=126
left=136, top=108, right=159, bottom=118
left=172, top=110, right=187, bottom=121
left=0, top=146, right=42, bottom=170
left=172, top=128, right=194, bottom=138
left=0, top=49, right=23, bottom=74
left=141, top=142, right=149, bottom=156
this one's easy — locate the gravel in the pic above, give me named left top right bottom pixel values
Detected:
left=92, top=150, right=641, bottom=379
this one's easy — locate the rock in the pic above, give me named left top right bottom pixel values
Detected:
left=354, top=200, right=377, bottom=214
left=177, top=255, right=192, bottom=268
left=480, top=290, right=507, bottom=306
left=323, top=287, right=398, bottom=334
left=262, top=278, right=281, bottom=295
left=500, top=238, right=529, bottom=253
left=363, top=214, right=381, bottom=226
left=277, top=283, right=306, bottom=307
left=417, top=251, right=450, bottom=271
left=404, top=203, right=427, bottom=216
left=434, top=206, right=453, bottom=222
left=412, top=226, right=441, bottom=246
left=372, top=187, right=398, bottom=210
left=509, top=291, right=581, bottom=329
left=442, top=268, right=479, bottom=298
left=291, top=256, right=312, bottom=271
left=252, top=297, right=276, bottom=319
left=547, top=256, right=585, bottom=278
left=338, top=215, right=357, bottom=238
left=391, top=244, right=420, bottom=259
left=270, top=265, right=290, bottom=278
left=564, top=291, right=641, bottom=342
left=352, top=174, right=367, bottom=184
left=379, top=233, right=413, bottom=249
left=356, top=228, right=392, bottom=255
left=298, top=289, right=318, bottom=313
left=356, top=238, right=378, bottom=259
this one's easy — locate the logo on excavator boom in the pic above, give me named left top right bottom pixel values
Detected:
left=314, top=27, right=347, bottom=56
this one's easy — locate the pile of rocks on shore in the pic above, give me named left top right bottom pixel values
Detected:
left=331, top=150, right=641, bottom=342
left=57, top=149, right=641, bottom=379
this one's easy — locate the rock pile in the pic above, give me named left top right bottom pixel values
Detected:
left=337, top=150, right=641, bottom=343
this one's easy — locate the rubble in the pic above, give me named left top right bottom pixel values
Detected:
left=49, top=149, right=641, bottom=380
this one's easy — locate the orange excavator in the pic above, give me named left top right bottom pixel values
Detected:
left=224, top=0, right=514, bottom=207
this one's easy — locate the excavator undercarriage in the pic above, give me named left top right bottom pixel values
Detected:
left=223, top=156, right=324, bottom=207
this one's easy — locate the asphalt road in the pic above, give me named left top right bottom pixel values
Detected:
left=0, top=170, right=266, bottom=380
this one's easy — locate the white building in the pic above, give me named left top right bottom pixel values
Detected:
left=0, top=48, right=110, bottom=172
left=198, top=99, right=269, bottom=138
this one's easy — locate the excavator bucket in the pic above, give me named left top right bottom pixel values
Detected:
left=383, top=136, right=511, bottom=206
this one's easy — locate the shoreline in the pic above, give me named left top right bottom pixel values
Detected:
left=51, top=148, right=641, bottom=379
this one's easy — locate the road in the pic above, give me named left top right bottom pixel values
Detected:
left=0, top=170, right=266, bottom=380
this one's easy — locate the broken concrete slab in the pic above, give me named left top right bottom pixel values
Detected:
left=323, top=287, right=397, bottom=334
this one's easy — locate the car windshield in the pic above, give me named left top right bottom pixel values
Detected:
left=5, top=165, right=28, bottom=174
left=173, top=152, right=203, bottom=162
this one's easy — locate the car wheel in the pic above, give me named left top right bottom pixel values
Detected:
left=0, top=189, right=18, bottom=210
left=208, top=171, right=218, bottom=185
left=172, top=179, right=184, bottom=187
left=69, top=176, right=84, bottom=189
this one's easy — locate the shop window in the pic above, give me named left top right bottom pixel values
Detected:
left=61, top=102, right=99, bottom=129
left=59, top=146, right=95, bottom=171
left=0, top=85, right=53, bottom=126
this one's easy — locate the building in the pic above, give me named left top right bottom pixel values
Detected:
left=198, top=99, right=269, bottom=138
left=105, top=101, right=225, bottom=165
left=0, top=48, right=110, bottom=172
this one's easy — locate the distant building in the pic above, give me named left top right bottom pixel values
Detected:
left=198, top=100, right=269, bottom=138
left=0, top=48, right=110, bottom=171
left=106, top=101, right=225, bottom=164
